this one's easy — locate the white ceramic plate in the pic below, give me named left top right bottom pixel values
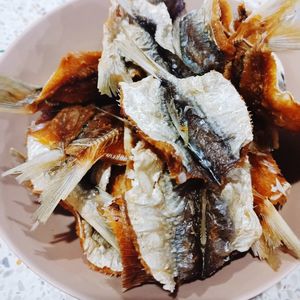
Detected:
left=0, top=1, right=299, bottom=299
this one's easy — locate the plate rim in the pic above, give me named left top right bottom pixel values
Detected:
left=0, top=0, right=299, bottom=299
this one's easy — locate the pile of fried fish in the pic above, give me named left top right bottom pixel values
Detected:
left=1, top=0, right=300, bottom=293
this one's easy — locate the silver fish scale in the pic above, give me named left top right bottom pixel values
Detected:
left=179, top=9, right=225, bottom=75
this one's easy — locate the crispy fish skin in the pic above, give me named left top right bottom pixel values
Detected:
left=120, top=68, right=253, bottom=185
left=0, top=52, right=108, bottom=114
left=249, top=150, right=290, bottom=207
left=106, top=197, right=153, bottom=290
left=199, top=160, right=262, bottom=279
left=35, top=52, right=102, bottom=110
left=29, top=105, right=97, bottom=148
left=174, top=0, right=235, bottom=75
left=105, top=173, right=153, bottom=290
left=239, top=50, right=300, bottom=131
left=124, top=142, right=201, bottom=292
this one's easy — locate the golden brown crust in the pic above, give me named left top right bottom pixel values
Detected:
left=106, top=196, right=153, bottom=290
left=249, top=151, right=290, bottom=207
left=35, top=52, right=102, bottom=110
left=30, top=105, right=96, bottom=148
left=240, top=50, right=300, bottom=131
left=211, top=0, right=236, bottom=58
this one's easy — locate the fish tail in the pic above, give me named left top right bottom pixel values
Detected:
left=0, top=76, right=40, bottom=114
left=258, top=199, right=300, bottom=259
left=2, top=149, right=64, bottom=183
left=32, top=160, right=93, bottom=224
left=32, top=129, right=122, bottom=225
left=252, top=235, right=281, bottom=271
left=116, top=25, right=170, bottom=80
left=234, top=0, right=300, bottom=46
left=269, top=26, right=300, bottom=51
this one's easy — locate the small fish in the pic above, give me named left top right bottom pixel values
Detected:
left=0, top=52, right=103, bottom=114
left=124, top=142, right=201, bottom=292
left=3, top=111, right=123, bottom=226
left=117, top=37, right=253, bottom=184
left=198, top=159, right=262, bottom=279
left=173, top=0, right=235, bottom=75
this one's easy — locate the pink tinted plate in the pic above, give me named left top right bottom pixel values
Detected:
left=0, top=0, right=299, bottom=299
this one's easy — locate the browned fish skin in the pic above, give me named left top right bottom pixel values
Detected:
left=35, top=52, right=103, bottom=110
left=249, top=151, right=290, bottom=207
left=30, top=105, right=96, bottom=148
left=107, top=197, right=153, bottom=290
left=239, top=50, right=300, bottom=132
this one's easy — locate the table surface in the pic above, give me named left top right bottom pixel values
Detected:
left=0, top=0, right=300, bottom=299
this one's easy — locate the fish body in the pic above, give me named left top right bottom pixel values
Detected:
left=0, top=52, right=107, bottom=114
left=174, top=0, right=235, bottom=75
left=198, top=160, right=262, bottom=278
left=124, top=142, right=201, bottom=291
left=119, top=53, right=253, bottom=184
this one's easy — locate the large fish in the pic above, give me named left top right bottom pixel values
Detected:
left=117, top=40, right=253, bottom=184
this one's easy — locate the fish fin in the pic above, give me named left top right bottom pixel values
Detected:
left=33, top=129, right=122, bottom=225
left=33, top=159, right=93, bottom=224
left=0, top=76, right=40, bottom=114
left=116, top=26, right=169, bottom=79
left=252, top=236, right=281, bottom=271
left=67, top=186, right=119, bottom=250
left=269, top=26, right=300, bottom=51
left=2, top=149, right=64, bottom=183
left=98, top=44, right=132, bottom=97
left=260, top=199, right=300, bottom=258
left=233, top=0, right=299, bottom=45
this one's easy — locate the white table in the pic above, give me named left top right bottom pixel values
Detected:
left=0, top=1, right=299, bottom=299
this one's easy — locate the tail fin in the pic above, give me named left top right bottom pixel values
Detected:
left=2, top=149, right=64, bottom=184
left=269, top=26, right=300, bottom=51
left=32, top=128, right=122, bottom=226
left=0, top=76, right=41, bottom=114
left=260, top=199, right=300, bottom=258
left=233, top=0, right=300, bottom=46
